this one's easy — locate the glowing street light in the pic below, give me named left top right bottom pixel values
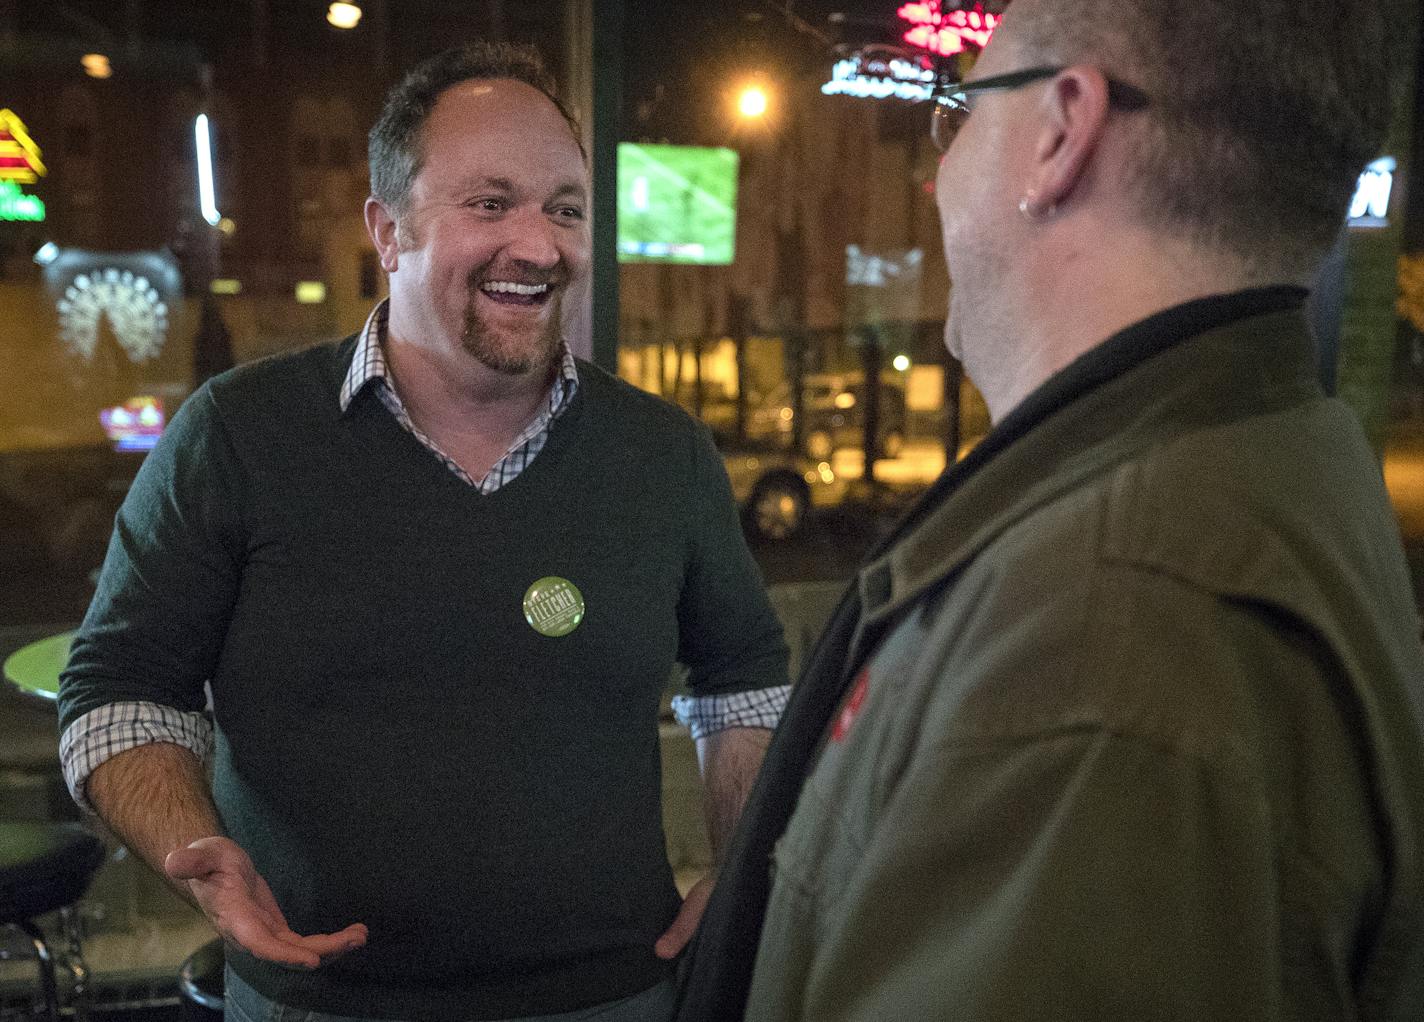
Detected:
left=327, top=2, right=362, bottom=29
left=737, top=85, right=769, bottom=119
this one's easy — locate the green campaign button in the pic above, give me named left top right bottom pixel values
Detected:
left=522, top=577, right=585, bottom=637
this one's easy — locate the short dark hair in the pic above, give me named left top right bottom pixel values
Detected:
left=1010, top=0, right=1397, bottom=278
left=368, top=42, right=584, bottom=214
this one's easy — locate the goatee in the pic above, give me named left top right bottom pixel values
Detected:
left=460, top=291, right=563, bottom=376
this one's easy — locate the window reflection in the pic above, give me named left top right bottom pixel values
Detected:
left=0, top=3, right=992, bottom=620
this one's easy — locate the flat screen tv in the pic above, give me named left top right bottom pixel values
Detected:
left=617, top=143, right=739, bottom=265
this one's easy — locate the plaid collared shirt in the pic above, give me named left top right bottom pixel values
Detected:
left=59, top=301, right=789, bottom=808
left=340, top=300, right=581, bottom=493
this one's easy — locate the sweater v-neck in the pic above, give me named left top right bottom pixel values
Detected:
left=339, top=347, right=588, bottom=507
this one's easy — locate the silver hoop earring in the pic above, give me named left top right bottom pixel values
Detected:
left=1018, top=195, right=1057, bottom=221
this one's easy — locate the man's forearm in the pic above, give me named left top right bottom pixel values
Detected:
left=695, top=726, right=772, bottom=863
left=86, top=742, right=224, bottom=904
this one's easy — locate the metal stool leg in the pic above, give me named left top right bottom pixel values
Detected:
left=16, top=919, right=60, bottom=1022
left=61, top=904, right=92, bottom=1022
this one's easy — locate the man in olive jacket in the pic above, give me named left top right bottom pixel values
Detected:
left=676, top=0, right=1424, bottom=1019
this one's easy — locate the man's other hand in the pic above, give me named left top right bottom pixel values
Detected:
left=655, top=872, right=715, bottom=959
left=164, top=836, right=368, bottom=969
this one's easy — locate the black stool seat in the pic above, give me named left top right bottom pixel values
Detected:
left=0, top=822, right=105, bottom=1022
left=179, top=937, right=225, bottom=1016
left=0, top=822, right=105, bottom=923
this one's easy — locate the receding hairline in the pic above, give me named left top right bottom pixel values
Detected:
left=368, top=42, right=587, bottom=215
left=420, top=75, right=586, bottom=159
left=386, top=75, right=586, bottom=212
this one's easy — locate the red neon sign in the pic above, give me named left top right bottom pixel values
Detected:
left=898, top=2, right=1002, bottom=57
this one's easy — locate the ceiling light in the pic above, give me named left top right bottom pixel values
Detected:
left=81, top=54, right=112, bottom=79
left=327, top=3, right=362, bottom=29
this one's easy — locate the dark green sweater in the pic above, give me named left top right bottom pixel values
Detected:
left=59, top=337, right=789, bottom=1020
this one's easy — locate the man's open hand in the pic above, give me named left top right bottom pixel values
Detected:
left=164, top=836, right=367, bottom=969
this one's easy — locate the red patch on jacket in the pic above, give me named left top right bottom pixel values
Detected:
left=830, top=668, right=870, bottom=742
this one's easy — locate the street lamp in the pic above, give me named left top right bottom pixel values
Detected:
left=737, top=84, right=769, bottom=119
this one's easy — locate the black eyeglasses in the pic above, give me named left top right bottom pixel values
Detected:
left=930, top=66, right=1149, bottom=152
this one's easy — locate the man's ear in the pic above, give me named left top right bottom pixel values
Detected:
left=364, top=196, right=401, bottom=273
left=1022, top=65, right=1112, bottom=215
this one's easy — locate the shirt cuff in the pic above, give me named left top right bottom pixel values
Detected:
left=670, top=685, right=791, bottom=741
left=59, top=701, right=215, bottom=813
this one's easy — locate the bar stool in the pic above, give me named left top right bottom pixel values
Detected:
left=0, top=821, right=105, bottom=1022
left=178, top=937, right=225, bottom=1021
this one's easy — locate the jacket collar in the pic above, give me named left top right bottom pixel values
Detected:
left=849, top=286, right=1318, bottom=664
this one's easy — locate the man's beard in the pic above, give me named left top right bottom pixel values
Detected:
left=460, top=287, right=564, bottom=376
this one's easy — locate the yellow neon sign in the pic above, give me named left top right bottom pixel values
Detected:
left=0, top=109, right=46, bottom=184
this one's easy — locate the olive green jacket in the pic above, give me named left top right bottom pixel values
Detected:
left=743, top=305, right=1424, bottom=1020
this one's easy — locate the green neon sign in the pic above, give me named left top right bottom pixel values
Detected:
left=0, top=179, right=44, bottom=222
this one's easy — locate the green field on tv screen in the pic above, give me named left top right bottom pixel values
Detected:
left=617, top=144, right=739, bottom=265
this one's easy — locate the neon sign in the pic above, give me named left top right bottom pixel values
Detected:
left=40, top=249, right=183, bottom=375
left=847, top=245, right=924, bottom=288
left=0, top=109, right=45, bottom=183
left=1349, top=156, right=1394, bottom=228
left=0, top=109, right=46, bottom=220
left=822, top=51, right=935, bottom=102
left=195, top=114, right=221, bottom=227
left=0, top=180, right=44, bottom=222
left=58, top=267, right=172, bottom=362
left=100, top=396, right=165, bottom=452
left=899, top=2, right=1002, bottom=58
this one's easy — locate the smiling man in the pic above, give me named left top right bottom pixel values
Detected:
left=676, top=0, right=1424, bottom=1019
left=57, top=43, right=790, bottom=1022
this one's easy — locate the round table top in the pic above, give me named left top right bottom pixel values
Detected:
left=3, top=631, right=75, bottom=701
